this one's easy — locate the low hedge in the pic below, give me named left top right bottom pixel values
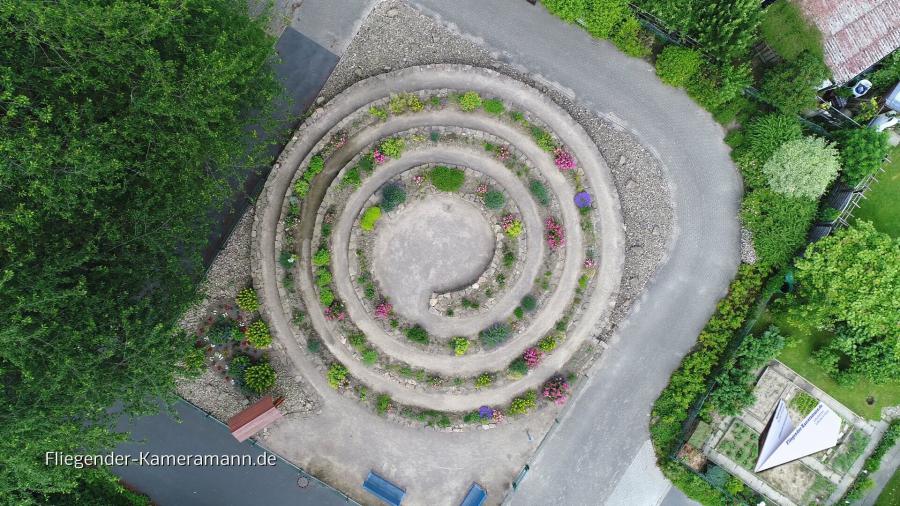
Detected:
left=841, top=421, right=900, bottom=503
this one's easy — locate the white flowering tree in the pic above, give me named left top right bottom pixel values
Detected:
left=762, top=136, right=841, bottom=200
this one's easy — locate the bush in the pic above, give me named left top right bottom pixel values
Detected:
left=760, top=0, right=823, bottom=62
left=379, top=137, right=405, bottom=158
left=531, top=126, right=556, bottom=152
left=450, top=337, right=469, bottom=356
left=341, top=167, right=361, bottom=188
left=319, top=288, right=334, bottom=306
left=483, top=190, right=505, bottom=209
left=513, top=307, right=524, bottom=319
left=307, top=155, right=325, bottom=176
left=508, top=358, right=528, bottom=378
left=361, top=349, right=378, bottom=366
left=229, top=355, right=251, bottom=384
left=790, top=391, right=818, bottom=416
left=306, top=338, right=321, bottom=354
left=376, top=394, right=391, bottom=414
left=430, top=166, right=466, bottom=192
left=740, top=188, right=817, bottom=269
left=405, top=325, right=429, bottom=344
left=312, top=247, right=331, bottom=267
left=530, top=180, right=551, bottom=205
left=206, top=316, right=239, bottom=344
left=836, top=128, right=890, bottom=186
left=583, top=0, right=629, bottom=39
left=244, top=363, right=276, bottom=394
left=744, top=113, right=803, bottom=164
left=655, top=46, right=702, bottom=88
left=389, top=93, right=424, bottom=114
left=316, top=269, right=332, bottom=287
left=483, top=98, right=505, bottom=115
left=381, top=183, right=406, bottom=212
left=871, top=50, right=900, bottom=89
left=474, top=373, right=494, bottom=388
left=458, top=91, right=482, bottom=111
left=759, top=51, right=828, bottom=114
left=236, top=287, right=259, bottom=312
left=508, top=390, right=537, bottom=415
left=327, top=363, right=348, bottom=389
left=520, top=294, right=537, bottom=312
left=293, top=179, right=310, bottom=198
left=541, top=0, right=587, bottom=22
left=182, top=347, right=206, bottom=376
left=611, top=15, right=650, bottom=58
left=246, top=320, right=272, bottom=348
left=762, top=137, right=840, bottom=200
left=368, top=106, right=387, bottom=120
left=538, top=334, right=558, bottom=353
left=360, top=206, right=382, bottom=231
left=480, top=322, right=512, bottom=348
left=708, top=327, right=786, bottom=415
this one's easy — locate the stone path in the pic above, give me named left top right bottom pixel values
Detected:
left=253, top=65, right=625, bottom=412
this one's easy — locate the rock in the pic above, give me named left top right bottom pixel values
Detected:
left=625, top=178, right=635, bottom=189
left=315, top=96, right=325, bottom=105
left=386, top=8, right=398, bottom=17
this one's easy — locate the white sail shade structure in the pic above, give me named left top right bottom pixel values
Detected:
left=754, top=399, right=842, bottom=473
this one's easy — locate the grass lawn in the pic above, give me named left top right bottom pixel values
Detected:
left=853, top=145, right=900, bottom=238
left=753, top=308, right=900, bottom=420
left=875, top=469, right=900, bottom=506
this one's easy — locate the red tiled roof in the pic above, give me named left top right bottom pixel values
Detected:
left=227, top=396, right=284, bottom=442
left=792, top=0, right=900, bottom=83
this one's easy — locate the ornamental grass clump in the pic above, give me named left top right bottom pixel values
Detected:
left=405, top=324, right=429, bottom=344
left=244, top=363, right=276, bottom=394
left=480, top=322, right=512, bottom=348
left=246, top=320, right=272, bottom=348
left=236, top=288, right=259, bottom=312
left=381, top=183, right=406, bottom=212
left=430, top=166, right=466, bottom=192
left=530, top=180, right=551, bottom=206
left=545, top=217, right=565, bottom=249
left=483, top=98, right=505, bottom=115
left=483, top=190, right=505, bottom=209
left=543, top=375, right=571, bottom=405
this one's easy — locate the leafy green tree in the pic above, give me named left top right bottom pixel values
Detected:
left=870, top=50, right=900, bottom=89
left=759, top=51, right=829, bottom=114
left=835, top=128, right=890, bottom=186
left=792, top=223, right=899, bottom=382
left=760, top=0, right=823, bottom=61
left=690, top=0, right=760, bottom=61
left=708, top=326, right=786, bottom=415
left=740, top=189, right=817, bottom=269
left=762, top=136, right=841, bottom=199
left=655, top=46, right=702, bottom=88
left=744, top=113, right=803, bottom=163
left=0, top=0, right=278, bottom=499
left=583, top=0, right=629, bottom=39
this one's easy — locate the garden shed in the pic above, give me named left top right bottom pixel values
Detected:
left=227, top=396, right=284, bottom=442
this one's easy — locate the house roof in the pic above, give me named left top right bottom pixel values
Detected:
left=793, top=0, right=900, bottom=83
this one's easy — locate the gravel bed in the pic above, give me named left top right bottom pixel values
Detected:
left=316, top=0, right=674, bottom=339
left=177, top=208, right=320, bottom=419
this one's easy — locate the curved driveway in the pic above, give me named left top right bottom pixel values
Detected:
left=408, top=1, right=742, bottom=504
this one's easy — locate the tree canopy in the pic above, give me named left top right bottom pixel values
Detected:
left=792, top=223, right=900, bottom=384
left=762, top=136, right=841, bottom=200
left=0, top=0, right=278, bottom=499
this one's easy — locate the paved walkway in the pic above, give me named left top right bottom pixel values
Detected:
left=860, top=439, right=900, bottom=506
left=403, top=1, right=742, bottom=505
left=254, top=66, right=625, bottom=412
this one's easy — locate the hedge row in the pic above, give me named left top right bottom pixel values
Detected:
left=840, top=421, right=900, bottom=503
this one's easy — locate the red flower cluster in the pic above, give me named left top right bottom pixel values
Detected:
left=543, top=375, right=571, bottom=405
left=524, top=347, right=543, bottom=368
left=554, top=148, right=576, bottom=170
left=545, top=217, right=565, bottom=250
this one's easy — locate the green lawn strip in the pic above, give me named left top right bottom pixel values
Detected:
left=852, top=145, right=900, bottom=238
left=875, top=468, right=900, bottom=506
left=763, top=309, right=900, bottom=419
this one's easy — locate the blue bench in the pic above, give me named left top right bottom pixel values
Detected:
left=362, top=471, right=406, bottom=506
left=459, top=482, right=487, bottom=506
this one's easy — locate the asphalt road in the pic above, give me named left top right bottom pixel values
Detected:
left=111, top=400, right=353, bottom=506
left=407, top=1, right=741, bottom=505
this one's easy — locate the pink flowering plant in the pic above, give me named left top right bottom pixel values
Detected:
left=496, top=144, right=510, bottom=161
left=413, top=174, right=425, bottom=185
left=544, top=217, right=565, bottom=250
left=554, top=147, right=576, bottom=170
left=491, top=409, right=505, bottom=424
left=373, top=148, right=387, bottom=165
left=374, top=302, right=393, bottom=320
left=523, top=347, right=543, bottom=368
left=475, top=183, right=489, bottom=194
left=583, top=258, right=596, bottom=269
left=542, top=375, right=571, bottom=405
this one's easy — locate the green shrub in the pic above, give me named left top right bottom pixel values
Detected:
left=244, top=363, right=276, bottom=394
left=327, top=363, right=348, bottom=389
left=362, top=349, right=378, bottom=366
left=760, top=0, right=823, bottom=62
left=379, top=137, right=405, bottom=158
left=319, top=288, right=334, bottom=306
left=293, top=179, right=310, bottom=198
left=474, top=373, right=494, bottom=388
left=836, top=128, right=890, bottom=186
left=790, top=391, right=818, bottom=416
left=458, top=91, right=482, bottom=111
left=502, top=250, right=516, bottom=268
left=541, top=0, right=587, bottom=22
left=206, top=317, right=239, bottom=344
left=359, top=152, right=375, bottom=172
left=389, top=93, right=424, bottom=114
left=483, top=190, right=505, bottom=209
left=520, top=294, right=537, bottom=312
left=513, top=307, right=524, bottom=319
left=508, top=358, right=528, bottom=378
left=229, top=355, right=251, bottom=384
left=306, top=338, right=321, bottom=354
left=369, top=106, right=388, bottom=120
left=480, top=322, right=512, bottom=348
left=483, top=98, right=505, bottom=115
left=662, top=461, right=729, bottom=506
left=405, top=325, right=429, bottom=344
left=341, top=167, right=361, bottom=188
left=376, top=394, right=391, bottom=414
left=759, top=51, right=828, bottom=114
left=530, top=126, right=556, bottom=152
left=762, top=136, right=840, bottom=200
left=740, top=188, right=817, bottom=269
left=744, top=113, right=803, bottom=163
left=538, top=334, right=558, bottom=353
left=246, top=320, right=272, bottom=348
left=236, top=287, right=260, bottom=312
left=312, top=248, right=330, bottom=267
left=611, top=15, right=651, bottom=58
left=315, top=269, right=332, bottom=287
left=360, top=206, right=382, bottom=231
left=182, top=347, right=206, bottom=376
left=708, top=327, right=786, bottom=415
left=530, top=179, right=551, bottom=205
left=450, top=337, right=469, bottom=356
left=508, top=390, right=537, bottom=415
left=307, top=155, right=325, bottom=176
left=348, top=333, right=366, bottom=351
left=583, top=0, right=629, bottom=39
left=655, top=46, right=702, bottom=88
left=381, top=183, right=406, bottom=212
left=871, top=50, right=900, bottom=88
left=430, top=166, right=466, bottom=192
